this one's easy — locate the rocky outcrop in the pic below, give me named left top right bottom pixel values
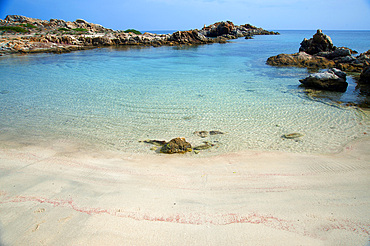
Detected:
left=268, top=35, right=369, bottom=105
left=160, top=138, right=192, bottom=154
left=267, top=30, right=369, bottom=74
left=267, top=52, right=335, bottom=69
left=356, top=65, right=370, bottom=104
left=299, top=68, right=348, bottom=92
left=4, top=15, right=46, bottom=24
left=201, top=21, right=236, bottom=37
left=0, top=15, right=279, bottom=55
left=299, top=29, right=334, bottom=55
left=359, top=65, right=370, bottom=84
left=3, top=15, right=111, bottom=33
left=170, top=30, right=209, bottom=44
left=199, top=21, right=279, bottom=39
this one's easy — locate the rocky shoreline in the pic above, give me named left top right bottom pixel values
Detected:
left=267, top=30, right=369, bottom=73
left=0, top=15, right=279, bottom=55
left=267, top=29, right=370, bottom=107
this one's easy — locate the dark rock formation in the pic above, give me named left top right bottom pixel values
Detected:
left=299, top=68, right=348, bottom=92
left=317, top=48, right=352, bottom=60
left=160, top=138, right=192, bottom=154
left=267, top=30, right=369, bottom=74
left=299, top=29, right=334, bottom=55
left=199, top=21, right=279, bottom=38
left=359, top=65, right=370, bottom=84
left=201, top=21, right=236, bottom=37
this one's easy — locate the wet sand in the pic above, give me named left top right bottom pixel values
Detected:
left=0, top=137, right=369, bottom=245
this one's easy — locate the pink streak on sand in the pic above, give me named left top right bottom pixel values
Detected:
left=1, top=191, right=369, bottom=238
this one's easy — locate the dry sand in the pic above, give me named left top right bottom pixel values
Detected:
left=0, top=137, right=369, bottom=245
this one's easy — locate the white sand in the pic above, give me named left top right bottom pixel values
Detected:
left=0, top=138, right=369, bottom=245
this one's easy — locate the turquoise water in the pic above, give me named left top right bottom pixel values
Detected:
left=0, top=31, right=369, bottom=155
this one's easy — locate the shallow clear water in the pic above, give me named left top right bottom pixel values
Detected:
left=0, top=31, right=369, bottom=155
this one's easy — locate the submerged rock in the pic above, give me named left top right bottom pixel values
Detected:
left=194, top=131, right=209, bottom=138
left=282, top=133, right=304, bottom=139
left=194, top=130, right=224, bottom=138
left=193, top=142, right=215, bottom=150
left=209, top=130, right=224, bottom=135
left=299, top=68, right=348, bottom=92
left=160, top=138, right=192, bottom=154
left=141, top=139, right=167, bottom=146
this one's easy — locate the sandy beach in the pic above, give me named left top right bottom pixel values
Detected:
left=0, top=137, right=369, bottom=245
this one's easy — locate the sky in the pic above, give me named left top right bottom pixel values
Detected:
left=0, top=0, right=369, bottom=31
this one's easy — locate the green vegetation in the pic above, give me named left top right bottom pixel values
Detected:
left=0, top=26, right=28, bottom=33
left=20, top=23, right=37, bottom=29
left=124, top=29, right=142, bottom=35
left=58, top=27, right=69, bottom=31
left=73, top=28, right=88, bottom=32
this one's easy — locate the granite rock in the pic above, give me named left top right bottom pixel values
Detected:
left=299, top=68, right=348, bottom=92
left=266, top=52, right=335, bottom=69
left=299, top=29, right=335, bottom=55
left=201, top=21, right=235, bottom=37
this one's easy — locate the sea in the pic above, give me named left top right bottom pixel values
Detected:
left=0, top=30, right=369, bottom=155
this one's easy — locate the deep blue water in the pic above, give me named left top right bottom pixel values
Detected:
left=0, top=30, right=369, bottom=155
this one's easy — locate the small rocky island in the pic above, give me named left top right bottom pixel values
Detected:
left=267, top=29, right=370, bottom=107
left=0, top=15, right=278, bottom=55
left=267, top=29, right=369, bottom=73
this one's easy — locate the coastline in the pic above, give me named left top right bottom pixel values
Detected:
left=1, top=15, right=369, bottom=245
left=0, top=16, right=279, bottom=55
left=0, top=136, right=369, bottom=245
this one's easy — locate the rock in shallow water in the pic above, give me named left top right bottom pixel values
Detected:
left=266, top=52, right=335, bottom=69
left=194, top=130, right=224, bottom=138
left=141, top=140, right=167, bottom=146
left=359, top=65, right=370, bottom=84
left=299, top=68, right=348, bottom=92
left=160, top=138, right=192, bottom=154
left=282, top=133, right=304, bottom=139
left=194, top=131, right=209, bottom=138
left=193, top=142, right=215, bottom=150
left=210, top=130, right=224, bottom=135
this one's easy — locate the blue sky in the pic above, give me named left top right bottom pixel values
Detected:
left=1, top=0, right=369, bottom=31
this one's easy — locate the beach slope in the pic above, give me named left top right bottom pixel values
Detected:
left=0, top=138, right=369, bottom=245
